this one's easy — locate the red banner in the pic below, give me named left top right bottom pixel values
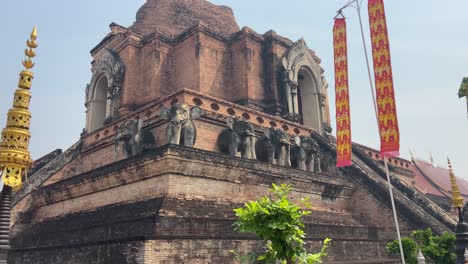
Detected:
left=334, top=18, right=352, bottom=167
left=369, top=0, right=400, bottom=157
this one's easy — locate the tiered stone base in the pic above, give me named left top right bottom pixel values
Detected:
left=10, top=145, right=400, bottom=263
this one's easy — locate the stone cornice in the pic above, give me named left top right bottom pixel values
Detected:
left=80, top=88, right=319, bottom=153
left=31, top=144, right=354, bottom=209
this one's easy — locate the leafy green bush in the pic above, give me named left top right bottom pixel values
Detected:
left=233, top=184, right=331, bottom=264
left=386, top=237, right=418, bottom=264
left=386, top=228, right=456, bottom=264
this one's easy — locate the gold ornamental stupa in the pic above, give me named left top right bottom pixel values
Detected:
left=448, top=158, right=464, bottom=221
left=0, top=27, right=38, bottom=188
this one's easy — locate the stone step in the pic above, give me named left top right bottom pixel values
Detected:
left=326, top=258, right=400, bottom=263
left=313, top=240, right=393, bottom=263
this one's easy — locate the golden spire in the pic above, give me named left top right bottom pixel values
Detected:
left=0, top=26, right=38, bottom=188
left=448, top=158, right=464, bottom=208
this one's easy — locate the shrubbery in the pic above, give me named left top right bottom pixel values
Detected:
left=386, top=228, right=455, bottom=264
left=232, top=184, right=331, bottom=264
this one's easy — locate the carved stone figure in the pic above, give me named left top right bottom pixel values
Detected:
left=255, top=128, right=291, bottom=167
left=291, top=136, right=319, bottom=172
left=217, top=116, right=256, bottom=159
left=159, top=103, right=202, bottom=147
left=115, top=119, right=143, bottom=160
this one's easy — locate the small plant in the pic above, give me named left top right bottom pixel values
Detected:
left=386, top=237, right=418, bottom=264
left=386, top=228, right=456, bottom=264
left=233, top=183, right=331, bottom=264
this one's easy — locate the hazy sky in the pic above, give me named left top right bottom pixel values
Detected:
left=0, top=0, right=466, bottom=176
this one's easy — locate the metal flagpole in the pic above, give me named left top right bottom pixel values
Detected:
left=336, top=0, right=405, bottom=263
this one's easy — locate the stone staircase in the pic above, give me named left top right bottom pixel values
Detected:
left=0, top=187, right=11, bottom=264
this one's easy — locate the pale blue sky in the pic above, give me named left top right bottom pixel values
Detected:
left=0, top=1, right=466, bottom=176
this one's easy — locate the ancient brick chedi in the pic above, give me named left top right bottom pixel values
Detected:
left=5, top=0, right=459, bottom=263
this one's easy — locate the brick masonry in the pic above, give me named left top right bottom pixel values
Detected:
left=9, top=144, right=455, bottom=263
left=8, top=0, right=457, bottom=263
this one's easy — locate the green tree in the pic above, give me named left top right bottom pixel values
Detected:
left=233, top=183, right=331, bottom=264
left=421, top=232, right=456, bottom=264
left=386, top=228, right=456, bottom=264
left=386, top=237, right=418, bottom=264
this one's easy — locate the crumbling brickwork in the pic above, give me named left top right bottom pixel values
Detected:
left=8, top=0, right=456, bottom=263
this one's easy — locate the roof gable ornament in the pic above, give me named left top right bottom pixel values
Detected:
left=280, top=39, right=327, bottom=134
left=93, top=49, right=125, bottom=92
left=85, top=49, right=126, bottom=123
left=281, top=38, right=322, bottom=90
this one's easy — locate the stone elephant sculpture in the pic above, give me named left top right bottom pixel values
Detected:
left=255, top=127, right=292, bottom=167
left=217, top=116, right=256, bottom=159
left=114, top=119, right=143, bottom=160
left=159, top=103, right=202, bottom=147
left=291, top=136, right=319, bottom=172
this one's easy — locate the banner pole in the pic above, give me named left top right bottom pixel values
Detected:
left=354, top=1, right=406, bottom=263
left=355, top=0, right=379, bottom=117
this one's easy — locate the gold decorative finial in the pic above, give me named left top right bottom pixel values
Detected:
left=0, top=26, right=38, bottom=188
left=448, top=158, right=464, bottom=208
left=22, top=26, right=38, bottom=70
left=30, top=26, right=37, bottom=40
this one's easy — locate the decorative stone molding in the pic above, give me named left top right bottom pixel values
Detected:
left=280, top=39, right=327, bottom=134
left=85, top=49, right=125, bottom=131
left=281, top=38, right=322, bottom=89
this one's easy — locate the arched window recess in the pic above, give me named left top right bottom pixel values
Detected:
left=85, top=49, right=125, bottom=133
left=280, top=39, right=327, bottom=135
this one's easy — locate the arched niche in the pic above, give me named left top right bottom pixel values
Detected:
left=88, top=75, right=108, bottom=131
left=297, top=67, right=322, bottom=133
left=85, top=49, right=125, bottom=132
left=280, top=38, right=327, bottom=135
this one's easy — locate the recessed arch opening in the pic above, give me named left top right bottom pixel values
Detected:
left=89, top=75, right=108, bottom=132
left=297, top=67, right=322, bottom=133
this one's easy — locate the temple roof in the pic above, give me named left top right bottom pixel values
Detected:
left=357, top=144, right=468, bottom=200
left=130, top=0, right=240, bottom=38
left=412, top=158, right=468, bottom=198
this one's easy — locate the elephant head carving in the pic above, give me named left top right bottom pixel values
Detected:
left=217, top=116, right=256, bottom=159
left=291, top=136, right=319, bottom=172
left=255, top=127, right=292, bottom=167
left=115, top=119, right=143, bottom=160
left=159, top=103, right=202, bottom=147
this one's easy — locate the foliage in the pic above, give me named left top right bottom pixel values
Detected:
left=386, top=237, right=418, bottom=264
left=386, top=228, right=456, bottom=264
left=421, top=231, right=456, bottom=264
left=229, top=250, right=257, bottom=264
left=233, top=183, right=331, bottom=264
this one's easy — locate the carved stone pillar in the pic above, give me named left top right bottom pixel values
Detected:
left=112, top=86, right=121, bottom=118
left=284, top=80, right=293, bottom=114
left=291, top=82, right=299, bottom=114
left=105, top=94, right=113, bottom=120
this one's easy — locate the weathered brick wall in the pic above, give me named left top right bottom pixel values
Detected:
left=199, top=33, right=230, bottom=100
left=350, top=186, right=413, bottom=240
left=9, top=241, right=147, bottom=264
left=229, top=37, right=249, bottom=103
left=172, top=34, right=200, bottom=92
left=10, top=145, right=450, bottom=263
left=131, top=0, right=239, bottom=37
left=245, top=35, right=266, bottom=103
